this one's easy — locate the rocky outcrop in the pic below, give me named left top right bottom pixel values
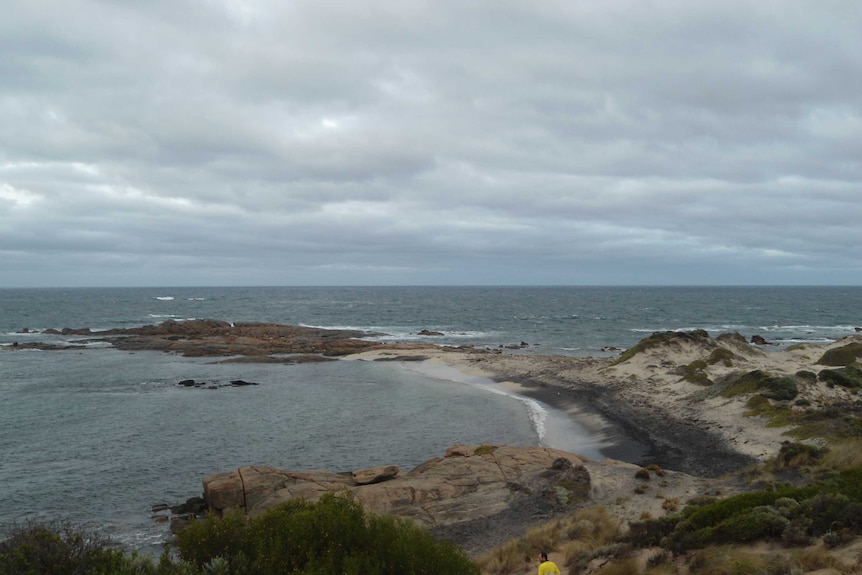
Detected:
left=202, top=445, right=590, bottom=533
left=11, top=320, right=394, bottom=358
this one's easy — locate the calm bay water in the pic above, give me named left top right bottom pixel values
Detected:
left=1, top=286, right=860, bottom=551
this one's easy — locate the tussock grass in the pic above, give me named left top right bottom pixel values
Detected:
left=822, top=438, right=862, bottom=470
left=477, top=506, right=622, bottom=575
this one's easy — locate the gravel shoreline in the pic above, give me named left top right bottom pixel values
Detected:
left=492, top=372, right=756, bottom=478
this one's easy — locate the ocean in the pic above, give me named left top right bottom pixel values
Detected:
left=1, top=286, right=860, bottom=553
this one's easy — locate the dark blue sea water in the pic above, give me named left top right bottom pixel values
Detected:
left=1, top=286, right=860, bottom=552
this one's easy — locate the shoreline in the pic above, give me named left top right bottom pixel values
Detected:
left=344, top=332, right=862, bottom=478
left=345, top=344, right=756, bottom=478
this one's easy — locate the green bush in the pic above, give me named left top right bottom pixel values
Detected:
left=627, top=466, right=862, bottom=553
left=710, top=506, right=788, bottom=544
left=706, top=348, right=735, bottom=367
left=2, top=494, right=479, bottom=575
left=0, top=522, right=133, bottom=575
left=613, top=330, right=710, bottom=365
left=774, top=441, right=827, bottom=469
left=816, top=343, right=862, bottom=366
left=176, top=493, right=479, bottom=575
left=722, top=370, right=798, bottom=401
left=817, top=365, right=862, bottom=389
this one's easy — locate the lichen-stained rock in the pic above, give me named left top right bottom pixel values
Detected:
left=201, top=444, right=590, bottom=531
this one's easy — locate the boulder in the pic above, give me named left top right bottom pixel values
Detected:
left=201, top=445, right=590, bottom=531
left=418, top=329, right=444, bottom=336
left=352, top=465, right=399, bottom=485
left=751, top=335, right=771, bottom=346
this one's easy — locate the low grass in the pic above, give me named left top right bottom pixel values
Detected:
left=723, top=370, right=798, bottom=401
left=822, top=437, right=862, bottom=469
left=476, top=506, right=621, bottom=575
left=706, top=347, right=735, bottom=367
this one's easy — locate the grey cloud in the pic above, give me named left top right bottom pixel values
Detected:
left=1, top=1, right=861, bottom=286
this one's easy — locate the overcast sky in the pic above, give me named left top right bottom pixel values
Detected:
left=2, top=1, right=860, bottom=287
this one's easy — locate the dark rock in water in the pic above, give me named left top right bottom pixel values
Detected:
left=751, top=335, right=771, bottom=346
left=170, top=516, right=191, bottom=534
left=504, top=342, right=529, bottom=349
left=230, top=379, right=259, bottom=386
left=170, top=496, right=208, bottom=515
left=187, top=496, right=207, bottom=514
left=855, top=327, right=861, bottom=332
left=418, top=329, right=444, bottom=336
left=373, top=355, right=430, bottom=362
left=177, top=379, right=197, bottom=387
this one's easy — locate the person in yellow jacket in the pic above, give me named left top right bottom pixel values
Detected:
left=537, top=552, right=560, bottom=575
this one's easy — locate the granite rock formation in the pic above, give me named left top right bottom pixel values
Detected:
left=202, top=444, right=590, bottom=532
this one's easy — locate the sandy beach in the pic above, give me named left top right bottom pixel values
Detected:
left=346, top=332, right=862, bottom=477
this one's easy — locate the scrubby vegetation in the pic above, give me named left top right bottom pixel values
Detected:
left=626, top=463, right=862, bottom=555
left=614, top=330, right=712, bottom=365
left=1, top=494, right=478, bottom=575
left=0, top=522, right=135, bottom=575
left=721, top=370, right=799, bottom=401
left=816, top=342, right=862, bottom=366
left=479, top=442, right=862, bottom=575
left=818, top=365, right=862, bottom=389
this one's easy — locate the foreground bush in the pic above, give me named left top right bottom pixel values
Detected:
left=176, top=492, right=479, bottom=575
left=1, top=494, right=478, bottom=575
left=0, top=522, right=133, bottom=575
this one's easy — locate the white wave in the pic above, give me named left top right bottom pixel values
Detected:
left=392, top=361, right=606, bottom=458
left=400, top=362, right=549, bottom=440
left=186, top=297, right=206, bottom=301
left=299, top=323, right=492, bottom=342
left=147, top=314, right=179, bottom=319
left=154, top=296, right=174, bottom=301
left=630, top=325, right=748, bottom=334
left=757, top=324, right=859, bottom=333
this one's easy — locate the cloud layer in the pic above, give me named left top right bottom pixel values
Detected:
left=2, top=1, right=860, bottom=286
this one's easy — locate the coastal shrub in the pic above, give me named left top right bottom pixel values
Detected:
left=627, top=486, right=819, bottom=552
left=176, top=508, right=250, bottom=568
left=687, top=547, right=797, bottom=575
left=613, top=330, right=711, bottom=365
left=783, top=401, right=862, bottom=441
left=175, top=493, right=479, bottom=575
left=0, top=521, right=144, bottom=575
left=679, top=361, right=712, bottom=385
left=773, top=441, right=827, bottom=469
left=710, top=506, right=789, bottom=544
left=822, top=438, right=862, bottom=469
left=816, top=342, right=862, bottom=366
left=628, top=466, right=862, bottom=554
left=723, top=370, right=799, bottom=401
left=818, top=365, right=862, bottom=389
left=706, top=347, right=735, bottom=367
